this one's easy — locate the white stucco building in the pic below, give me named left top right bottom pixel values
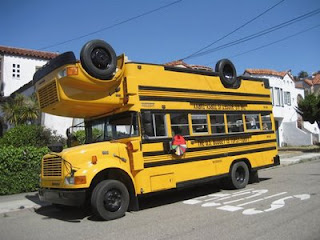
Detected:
left=244, top=69, right=318, bottom=146
left=0, top=46, right=74, bottom=137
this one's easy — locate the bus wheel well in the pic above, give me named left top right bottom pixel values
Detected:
left=230, top=158, right=252, bottom=172
left=89, top=168, right=139, bottom=211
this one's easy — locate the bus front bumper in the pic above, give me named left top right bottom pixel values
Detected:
left=38, top=188, right=87, bottom=207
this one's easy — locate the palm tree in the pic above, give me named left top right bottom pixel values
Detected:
left=0, top=93, right=39, bottom=126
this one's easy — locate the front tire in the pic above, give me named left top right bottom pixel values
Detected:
left=91, top=180, right=129, bottom=221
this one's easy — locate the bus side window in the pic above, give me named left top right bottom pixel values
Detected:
left=210, top=114, right=225, bottom=134
left=227, top=114, right=244, bottom=133
left=170, top=113, right=190, bottom=136
left=245, top=114, right=260, bottom=131
left=261, top=113, right=272, bottom=131
left=191, top=114, right=208, bottom=134
left=142, top=112, right=167, bottom=138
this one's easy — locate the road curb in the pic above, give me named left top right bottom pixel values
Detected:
left=280, top=155, right=320, bottom=166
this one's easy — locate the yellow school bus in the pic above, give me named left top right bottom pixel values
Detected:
left=34, top=40, right=279, bottom=220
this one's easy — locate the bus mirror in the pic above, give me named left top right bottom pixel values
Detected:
left=67, top=133, right=80, bottom=148
left=66, top=128, right=71, bottom=138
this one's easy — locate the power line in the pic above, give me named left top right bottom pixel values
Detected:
left=186, top=8, right=320, bottom=60
left=230, top=24, right=320, bottom=58
left=181, top=0, right=285, bottom=60
left=39, top=0, right=182, bottom=50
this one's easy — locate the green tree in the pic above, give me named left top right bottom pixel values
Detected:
left=297, top=71, right=309, bottom=79
left=0, top=93, right=39, bottom=126
left=296, top=93, right=320, bottom=128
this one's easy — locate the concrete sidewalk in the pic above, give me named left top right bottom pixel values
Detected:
left=1, top=151, right=320, bottom=215
left=278, top=151, right=320, bottom=166
left=0, top=192, right=49, bottom=215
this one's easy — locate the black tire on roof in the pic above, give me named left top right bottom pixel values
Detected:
left=215, top=59, right=238, bottom=88
left=80, top=40, right=117, bottom=80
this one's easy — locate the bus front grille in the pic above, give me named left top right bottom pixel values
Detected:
left=38, top=81, right=59, bottom=109
left=42, top=156, right=62, bottom=177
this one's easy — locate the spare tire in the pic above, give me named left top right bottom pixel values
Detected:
left=215, top=59, right=238, bottom=88
left=80, top=40, right=117, bottom=80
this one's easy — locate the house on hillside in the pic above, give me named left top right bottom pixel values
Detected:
left=0, top=45, right=75, bottom=137
left=244, top=69, right=319, bottom=147
left=299, top=73, right=320, bottom=95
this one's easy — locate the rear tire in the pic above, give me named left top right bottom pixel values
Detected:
left=225, top=161, right=249, bottom=189
left=91, top=180, right=129, bottom=221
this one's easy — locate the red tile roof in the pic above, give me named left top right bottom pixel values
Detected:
left=0, top=45, right=59, bottom=60
left=165, top=60, right=192, bottom=68
left=165, top=60, right=213, bottom=71
left=303, top=74, right=320, bottom=86
left=312, top=73, right=320, bottom=85
left=244, top=68, right=289, bottom=78
left=304, top=79, right=313, bottom=86
left=295, top=81, right=304, bottom=89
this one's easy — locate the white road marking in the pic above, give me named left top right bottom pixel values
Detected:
left=217, top=205, right=244, bottom=212
left=293, top=194, right=310, bottom=200
left=183, top=188, right=311, bottom=216
left=224, top=189, right=268, bottom=204
left=237, top=192, right=287, bottom=207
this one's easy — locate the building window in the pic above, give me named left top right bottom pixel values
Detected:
left=274, top=88, right=280, bottom=106
left=271, top=88, right=274, bottom=106
left=171, top=113, right=189, bottom=136
left=227, top=114, right=244, bottom=133
left=284, top=92, right=291, bottom=106
left=245, top=114, right=260, bottom=131
left=210, top=114, right=225, bottom=134
left=280, top=89, right=284, bottom=107
left=191, top=114, right=208, bottom=134
left=12, top=64, right=20, bottom=79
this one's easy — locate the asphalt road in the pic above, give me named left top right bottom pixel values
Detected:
left=1, top=160, right=320, bottom=240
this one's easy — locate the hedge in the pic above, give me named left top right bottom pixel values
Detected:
left=0, top=124, right=65, bottom=147
left=0, top=146, right=49, bottom=195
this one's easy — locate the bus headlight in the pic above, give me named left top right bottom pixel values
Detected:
left=65, top=177, right=75, bottom=185
left=65, top=176, right=86, bottom=185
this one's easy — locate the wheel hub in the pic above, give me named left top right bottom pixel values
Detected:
left=91, top=48, right=111, bottom=69
left=235, top=167, right=245, bottom=183
left=103, top=189, right=122, bottom=212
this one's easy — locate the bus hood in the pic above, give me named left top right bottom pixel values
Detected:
left=50, top=141, right=124, bottom=168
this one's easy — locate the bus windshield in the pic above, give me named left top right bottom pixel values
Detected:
left=85, top=112, right=139, bottom=143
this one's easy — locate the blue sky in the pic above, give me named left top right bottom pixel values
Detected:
left=1, top=0, right=319, bottom=76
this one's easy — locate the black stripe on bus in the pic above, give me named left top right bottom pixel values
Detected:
left=144, top=147, right=277, bottom=168
left=142, top=131, right=275, bottom=144
left=140, top=109, right=272, bottom=115
left=139, top=86, right=270, bottom=98
left=143, top=139, right=277, bottom=157
left=139, top=96, right=272, bottom=105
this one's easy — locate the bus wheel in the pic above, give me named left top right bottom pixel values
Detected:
left=228, top=161, right=249, bottom=189
left=91, top=180, right=129, bottom=221
left=215, top=59, right=238, bottom=88
left=80, top=39, right=117, bottom=80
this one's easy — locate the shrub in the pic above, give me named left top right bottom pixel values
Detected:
left=0, top=124, right=66, bottom=147
left=0, top=146, right=49, bottom=195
